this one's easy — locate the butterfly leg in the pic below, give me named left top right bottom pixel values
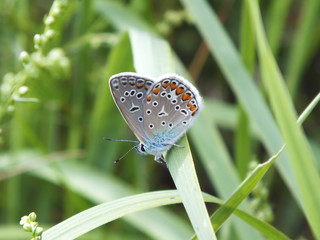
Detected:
left=155, top=154, right=168, bottom=167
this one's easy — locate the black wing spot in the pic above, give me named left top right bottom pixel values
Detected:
left=129, top=106, right=140, bottom=113
left=181, top=109, right=188, bottom=116
left=136, top=92, right=143, bottom=99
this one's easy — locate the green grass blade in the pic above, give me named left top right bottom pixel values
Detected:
left=192, top=91, right=320, bottom=239
left=285, top=0, right=320, bottom=98
left=128, top=29, right=216, bottom=240
left=129, top=28, right=173, bottom=78
left=235, top=0, right=255, bottom=179
left=211, top=147, right=283, bottom=231
left=94, top=0, right=154, bottom=33
left=230, top=207, right=290, bottom=240
left=297, top=92, right=320, bottom=126
left=86, top=33, right=134, bottom=166
left=42, top=190, right=190, bottom=240
left=179, top=0, right=302, bottom=210
left=39, top=188, right=289, bottom=240
left=167, top=136, right=216, bottom=240
left=247, top=0, right=320, bottom=238
left=265, top=0, right=292, bottom=55
left=40, top=189, right=289, bottom=240
left=31, top=161, right=192, bottom=240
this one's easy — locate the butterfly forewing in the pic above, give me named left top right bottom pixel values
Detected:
left=109, top=73, right=154, bottom=143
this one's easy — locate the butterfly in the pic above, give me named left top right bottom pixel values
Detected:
left=107, top=72, right=203, bottom=165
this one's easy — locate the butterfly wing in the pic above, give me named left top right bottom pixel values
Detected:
left=109, top=73, right=154, bottom=143
left=143, top=74, right=203, bottom=147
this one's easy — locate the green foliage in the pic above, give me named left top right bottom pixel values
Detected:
left=1, top=0, right=320, bottom=239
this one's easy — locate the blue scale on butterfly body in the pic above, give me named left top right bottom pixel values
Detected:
left=109, top=72, right=203, bottom=165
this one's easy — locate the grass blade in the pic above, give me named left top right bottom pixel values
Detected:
left=128, top=29, right=216, bottom=240
left=247, top=0, right=320, bottom=238
left=179, top=0, right=302, bottom=211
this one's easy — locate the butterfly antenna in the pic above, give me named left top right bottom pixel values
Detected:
left=104, top=138, right=139, bottom=143
left=114, top=145, right=138, bottom=164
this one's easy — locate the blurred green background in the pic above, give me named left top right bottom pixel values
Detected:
left=1, top=0, right=320, bottom=239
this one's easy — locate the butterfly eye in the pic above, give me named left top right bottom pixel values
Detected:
left=120, top=97, right=125, bottom=102
left=175, top=105, right=180, bottom=111
left=149, top=123, right=154, bottom=129
left=183, top=120, right=188, bottom=125
left=152, top=101, right=158, bottom=107
left=146, top=109, right=152, bottom=115
left=140, top=144, right=146, bottom=152
left=138, top=116, right=143, bottom=122
left=124, top=91, right=129, bottom=97
left=161, top=121, right=166, bottom=126
left=168, top=123, right=173, bottom=128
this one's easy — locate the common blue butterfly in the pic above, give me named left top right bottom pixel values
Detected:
left=108, top=72, right=203, bottom=165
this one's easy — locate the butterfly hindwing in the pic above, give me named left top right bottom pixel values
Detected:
left=143, top=74, right=202, bottom=144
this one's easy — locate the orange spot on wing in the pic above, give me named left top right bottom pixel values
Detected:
left=182, top=93, right=191, bottom=101
left=129, top=81, right=135, bottom=85
left=145, top=86, right=150, bottom=90
left=187, top=102, right=192, bottom=107
left=162, top=82, right=170, bottom=88
left=170, top=83, right=178, bottom=90
left=147, top=96, right=151, bottom=102
left=153, top=88, right=160, bottom=95
left=192, top=110, right=197, bottom=116
left=190, top=105, right=197, bottom=111
left=176, top=88, right=185, bottom=95
left=136, top=83, right=143, bottom=88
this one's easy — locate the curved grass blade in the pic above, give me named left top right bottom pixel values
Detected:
left=37, top=187, right=289, bottom=240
